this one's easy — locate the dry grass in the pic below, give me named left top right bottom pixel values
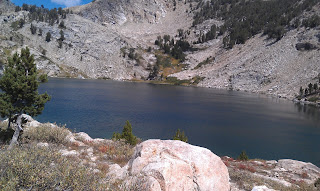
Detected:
left=229, top=168, right=317, bottom=191
left=93, top=140, right=134, bottom=167
left=22, top=123, right=70, bottom=144
left=0, top=144, right=109, bottom=190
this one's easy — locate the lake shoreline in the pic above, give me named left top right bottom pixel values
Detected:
left=2, top=116, right=319, bottom=190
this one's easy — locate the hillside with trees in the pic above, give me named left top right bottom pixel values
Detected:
left=192, top=0, right=319, bottom=48
left=0, top=0, right=319, bottom=99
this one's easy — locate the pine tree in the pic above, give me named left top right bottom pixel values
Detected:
left=30, top=24, right=37, bottom=35
left=299, top=86, right=304, bottom=97
left=59, top=30, right=65, bottom=41
left=121, top=120, right=137, bottom=145
left=173, top=129, right=188, bottom=142
left=112, top=120, right=137, bottom=145
left=238, top=150, right=249, bottom=161
left=0, top=47, right=51, bottom=149
left=45, top=32, right=51, bottom=42
left=308, top=83, right=313, bottom=94
left=313, top=83, right=318, bottom=92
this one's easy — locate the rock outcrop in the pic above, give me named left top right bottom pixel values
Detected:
left=108, top=139, right=230, bottom=191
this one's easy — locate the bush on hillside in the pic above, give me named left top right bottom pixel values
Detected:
left=21, top=123, right=70, bottom=144
left=0, top=145, right=107, bottom=190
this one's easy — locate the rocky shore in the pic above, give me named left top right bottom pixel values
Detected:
left=1, top=115, right=319, bottom=190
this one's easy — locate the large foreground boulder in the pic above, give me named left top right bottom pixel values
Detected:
left=108, top=139, right=230, bottom=191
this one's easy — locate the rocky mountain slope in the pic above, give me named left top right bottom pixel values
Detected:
left=0, top=0, right=319, bottom=99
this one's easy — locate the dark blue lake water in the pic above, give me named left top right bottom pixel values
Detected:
left=37, top=78, right=320, bottom=166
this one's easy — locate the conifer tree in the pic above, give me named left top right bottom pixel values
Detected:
left=0, top=47, right=51, bottom=149
left=308, top=83, right=313, bottom=94
left=45, top=32, right=51, bottom=42
left=238, top=150, right=249, bottom=161
left=112, top=120, right=137, bottom=145
left=121, top=120, right=137, bottom=145
left=173, top=129, right=188, bottom=142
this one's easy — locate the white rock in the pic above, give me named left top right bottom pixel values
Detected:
left=60, top=149, right=79, bottom=157
left=277, top=159, right=320, bottom=181
left=75, top=132, right=93, bottom=142
left=252, top=185, right=277, bottom=191
left=122, top=139, right=230, bottom=191
left=29, top=120, right=40, bottom=127
left=107, top=164, right=128, bottom=180
left=36, top=142, right=49, bottom=147
left=65, top=132, right=85, bottom=146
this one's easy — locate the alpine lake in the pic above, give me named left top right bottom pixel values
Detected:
left=36, top=78, right=320, bottom=166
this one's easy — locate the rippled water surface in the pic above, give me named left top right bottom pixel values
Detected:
left=37, top=78, right=320, bottom=166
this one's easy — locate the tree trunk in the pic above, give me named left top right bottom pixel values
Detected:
left=8, top=114, right=23, bottom=150
left=7, top=117, right=11, bottom=130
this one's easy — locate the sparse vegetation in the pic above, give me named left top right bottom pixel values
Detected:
left=229, top=168, right=316, bottom=191
left=297, top=80, right=320, bottom=101
left=193, top=0, right=319, bottom=48
left=0, top=145, right=108, bottom=190
left=15, top=4, right=68, bottom=24
left=194, top=56, right=215, bottom=70
left=21, top=124, right=70, bottom=144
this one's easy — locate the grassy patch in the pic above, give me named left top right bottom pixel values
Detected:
left=22, top=123, right=70, bottom=144
left=0, top=145, right=108, bottom=190
left=3, top=48, right=12, bottom=56
left=155, top=53, right=188, bottom=78
left=165, top=76, right=205, bottom=86
left=166, top=77, right=191, bottom=86
left=307, top=96, right=319, bottom=102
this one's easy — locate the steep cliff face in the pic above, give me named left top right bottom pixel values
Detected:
left=70, top=0, right=172, bottom=25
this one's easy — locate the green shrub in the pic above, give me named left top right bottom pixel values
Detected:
left=238, top=150, right=249, bottom=161
left=112, top=120, right=137, bottom=145
left=173, top=129, right=188, bottom=142
left=0, top=145, right=107, bottom=190
left=22, top=123, right=70, bottom=144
